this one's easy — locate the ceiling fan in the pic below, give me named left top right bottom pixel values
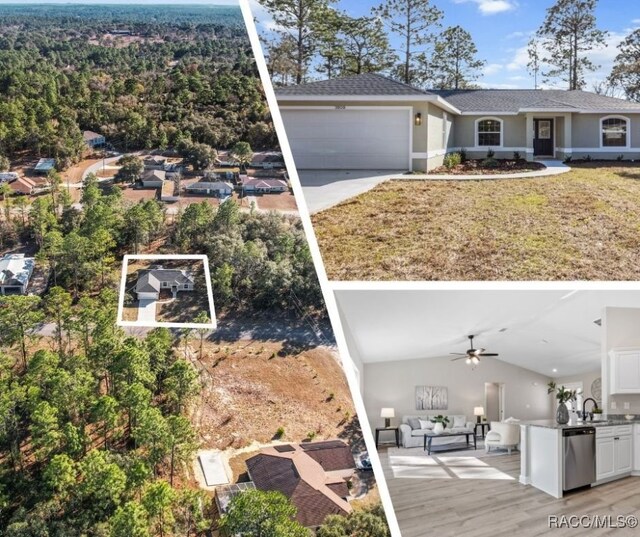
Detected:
left=450, top=335, right=499, bottom=365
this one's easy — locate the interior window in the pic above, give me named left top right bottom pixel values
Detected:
left=602, top=117, right=628, bottom=147
left=477, top=119, right=501, bottom=146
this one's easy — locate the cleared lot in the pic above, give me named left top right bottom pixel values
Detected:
left=311, top=163, right=640, bottom=281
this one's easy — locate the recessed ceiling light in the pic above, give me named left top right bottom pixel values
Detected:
left=552, top=368, right=558, bottom=373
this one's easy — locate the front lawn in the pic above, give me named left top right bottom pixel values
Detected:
left=311, top=162, right=640, bottom=280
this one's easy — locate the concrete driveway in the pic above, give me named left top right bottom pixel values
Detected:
left=137, top=299, right=157, bottom=323
left=296, top=169, right=405, bottom=214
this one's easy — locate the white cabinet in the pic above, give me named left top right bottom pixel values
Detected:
left=596, top=437, right=615, bottom=481
left=634, top=425, right=640, bottom=472
left=610, top=349, right=640, bottom=394
left=595, top=426, right=633, bottom=482
left=616, top=435, right=633, bottom=474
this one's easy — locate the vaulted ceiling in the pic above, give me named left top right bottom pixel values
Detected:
left=335, top=289, right=640, bottom=377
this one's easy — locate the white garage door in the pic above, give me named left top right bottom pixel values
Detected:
left=280, top=108, right=411, bottom=170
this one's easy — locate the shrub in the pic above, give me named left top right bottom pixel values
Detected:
left=482, top=157, right=499, bottom=169
left=617, top=154, right=625, bottom=161
left=563, top=155, right=573, bottom=164
left=326, top=392, right=335, bottom=402
left=513, top=151, right=522, bottom=161
left=584, top=155, right=592, bottom=162
left=306, top=431, right=316, bottom=441
left=486, top=148, right=495, bottom=158
left=274, top=427, right=285, bottom=439
left=443, top=152, right=462, bottom=170
left=459, top=148, right=468, bottom=162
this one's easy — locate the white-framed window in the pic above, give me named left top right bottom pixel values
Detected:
left=475, top=117, right=503, bottom=147
left=601, top=115, right=630, bottom=148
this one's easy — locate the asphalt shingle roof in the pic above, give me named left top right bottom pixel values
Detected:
left=276, top=73, right=640, bottom=113
left=430, top=89, right=640, bottom=113
left=275, top=72, right=432, bottom=96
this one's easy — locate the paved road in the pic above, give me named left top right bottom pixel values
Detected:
left=296, top=169, right=404, bottom=213
left=34, top=317, right=336, bottom=348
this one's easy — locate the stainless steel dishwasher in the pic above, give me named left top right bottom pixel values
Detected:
left=563, top=427, right=596, bottom=491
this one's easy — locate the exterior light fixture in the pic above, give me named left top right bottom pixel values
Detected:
left=414, top=112, right=422, bottom=126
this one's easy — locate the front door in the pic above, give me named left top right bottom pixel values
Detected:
left=533, top=119, right=554, bottom=157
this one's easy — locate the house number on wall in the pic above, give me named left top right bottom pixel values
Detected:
left=335, top=106, right=346, bottom=110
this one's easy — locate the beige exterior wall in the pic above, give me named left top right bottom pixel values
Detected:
left=572, top=113, right=640, bottom=150
left=452, top=115, right=527, bottom=149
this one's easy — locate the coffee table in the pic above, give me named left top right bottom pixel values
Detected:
left=423, top=430, right=476, bottom=454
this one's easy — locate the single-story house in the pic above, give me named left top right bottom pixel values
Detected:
left=143, top=155, right=169, bottom=170
left=160, top=180, right=179, bottom=202
left=0, top=172, right=19, bottom=183
left=34, top=158, right=55, bottom=174
left=276, top=72, right=640, bottom=171
left=0, top=254, right=35, bottom=295
left=251, top=151, right=285, bottom=169
left=241, top=177, right=288, bottom=194
left=141, top=169, right=166, bottom=188
left=184, top=180, right=233, bottom=197
left=83, top=130, right=106, bottom=148
left=9, top=177, right=36, bottom=195
left=134, top=266, right=194, bottom=300
left=245, top=440, right=356, bottom=528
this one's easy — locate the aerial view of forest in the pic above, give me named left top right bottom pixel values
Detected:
left=0, top=4, right=390, bottom=537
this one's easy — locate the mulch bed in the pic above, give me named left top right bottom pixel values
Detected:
left=430, top=159, right=546, bottom=175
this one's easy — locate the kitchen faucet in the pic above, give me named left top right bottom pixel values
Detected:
left=582, top=397, right=598, bottom=420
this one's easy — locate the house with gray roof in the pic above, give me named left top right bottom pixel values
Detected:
left=276, top=73, right=640, bottom=171
left=135, top=266, right=194, bottom=300
left=0, top=254, right=35, bottom=295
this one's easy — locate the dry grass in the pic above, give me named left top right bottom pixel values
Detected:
left=312, top=163, right=640, bottom=281
left=188, top=341, right=359, bottom=451
left=254, top=192, right=298, bottom=211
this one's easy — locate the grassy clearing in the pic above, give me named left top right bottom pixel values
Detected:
left=311, top=163, right=640, bottom=281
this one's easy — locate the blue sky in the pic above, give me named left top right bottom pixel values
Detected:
left=249, top=0, right=640, bottom=90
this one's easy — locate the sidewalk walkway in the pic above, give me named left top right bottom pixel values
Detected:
left=402, top=160, right=571, bottom=181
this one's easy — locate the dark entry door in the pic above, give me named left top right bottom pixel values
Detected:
left=533, top=119, right=554, bottom=157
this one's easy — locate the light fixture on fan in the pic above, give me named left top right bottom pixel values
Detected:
left=451, top=335, right=499, bottom=366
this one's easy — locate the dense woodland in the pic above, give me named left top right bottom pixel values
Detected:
left=0, top=4, right=277, bottom=169
left=262, top=0, right=640, bottom=100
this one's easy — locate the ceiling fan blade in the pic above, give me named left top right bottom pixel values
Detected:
left=479, top=353, right=499, bottom=357
left=450, top=353, right=467, bottom=356
left=450, top=356, right=468, bottom=361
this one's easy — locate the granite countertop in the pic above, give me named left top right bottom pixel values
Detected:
left=522, top=418, right=640, bottom=429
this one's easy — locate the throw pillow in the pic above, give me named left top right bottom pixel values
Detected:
left=418, top=419, right=434, bottom=430
left=407, top=418, right=421, bottom=430
left=452, top=415, right=466, bottom=428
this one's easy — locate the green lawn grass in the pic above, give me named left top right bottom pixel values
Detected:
left=311, top=162, right=640, bottom=281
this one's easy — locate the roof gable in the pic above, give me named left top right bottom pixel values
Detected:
left=275, top=72, right=432, bottom=97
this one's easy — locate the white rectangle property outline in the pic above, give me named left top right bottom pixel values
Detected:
left=117, top=254, right=216, bottom=330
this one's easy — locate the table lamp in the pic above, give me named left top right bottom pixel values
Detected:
left=474, top=406, right=484, bottom=424
left=381, top=408, right=395, bottom=428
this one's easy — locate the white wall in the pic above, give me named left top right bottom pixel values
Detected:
left=603, top=307, right=640, bottom=413
left=363, top=356, right=554, bottom=430
left=552, top=369, right=601, bottom=420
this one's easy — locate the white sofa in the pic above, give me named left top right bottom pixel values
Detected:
left=399, top=414, right=475, bottom=448
left=485, top=421, right=520, bottom=454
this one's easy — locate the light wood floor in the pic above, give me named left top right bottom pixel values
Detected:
left=380, top=445, right=640, bottom=536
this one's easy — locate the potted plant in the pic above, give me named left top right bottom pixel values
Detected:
left=430, top=415, right=450, bottom=434
left=592, top=408, right=603, bottom=421
left=548, top=382, right=577, bottom=425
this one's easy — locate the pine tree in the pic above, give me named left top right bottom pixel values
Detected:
left=536, top=0, right=608, bottom=90
left=609, top=29, right=640, bottom=102
left=427, top=26, right=485, bottom=90
left=373, top=0, right=442, bottom=85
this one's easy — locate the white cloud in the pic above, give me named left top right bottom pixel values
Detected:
left=452, top=0, right=517, bottom=15
left=484, top=63, right=503, bottom=75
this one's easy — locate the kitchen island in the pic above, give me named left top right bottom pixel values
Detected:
left=519, top=419, right=640, bottom=498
